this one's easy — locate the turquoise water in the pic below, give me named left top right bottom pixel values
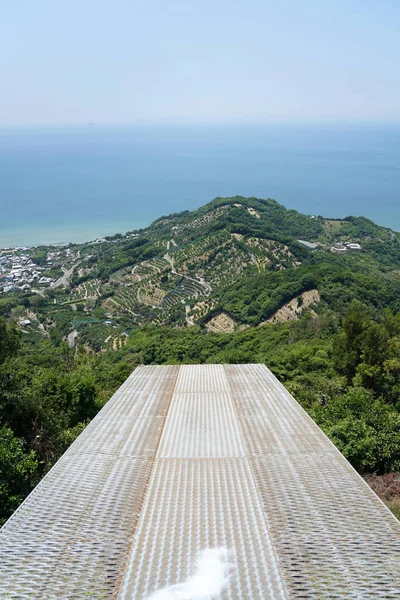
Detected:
left=0, top=122, right=399, bottom=247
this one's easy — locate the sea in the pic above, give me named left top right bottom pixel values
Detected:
left=0, top=122, right=399, bottom=247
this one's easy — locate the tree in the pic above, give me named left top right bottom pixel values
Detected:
left=333, top=301, right=371, bottom=382
left=0, top=426, right=38, bottom=525
left=0, top=317, right=20, bottom=365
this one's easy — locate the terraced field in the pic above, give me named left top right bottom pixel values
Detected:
left=172, top=231, right=302, bottom=290
left=188, top=299, right=218, bottom=322
left=101, top=226, right=303, bottom=324
left=159, top=276, right=209, bottom=310
left=172, top=205, right=229, bottom=236
left=39, top=199, right=312, bottom=333
left=111, top=286, right=139, bottom=315
left=68, top=279, right=101, bottom=301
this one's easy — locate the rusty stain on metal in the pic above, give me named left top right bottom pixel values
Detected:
left=1, top=364, right=400, bottom=599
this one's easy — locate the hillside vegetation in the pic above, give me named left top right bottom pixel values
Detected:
left=2, top=195, right=400, bottom=523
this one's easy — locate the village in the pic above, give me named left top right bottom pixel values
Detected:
left=0, top=246, right=79, bottom=294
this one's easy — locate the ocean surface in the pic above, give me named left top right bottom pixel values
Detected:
left=0, top=122, right=399, bottom=247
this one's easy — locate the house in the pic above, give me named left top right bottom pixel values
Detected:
left=19, top=319, right=31, bottom=327
left=297, top=240, right=318, bottom=250
left=331, top=243, right=347, bottom=252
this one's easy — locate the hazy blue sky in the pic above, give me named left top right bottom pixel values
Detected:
left=1, top=0, right=399, bottom=125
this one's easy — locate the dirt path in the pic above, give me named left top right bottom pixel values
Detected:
left=67, top=330, right=78, bottom=348
left=185, top=305, right=194, bottom=327
left=131, top=265, right=142, bottom=282
left=188, top=274, right=211, bottom=294
left=166, top=239, right=177, bottom=250
left=164, top=251, right=212, bottom=294
left=163, top=252, right=175, bottom=270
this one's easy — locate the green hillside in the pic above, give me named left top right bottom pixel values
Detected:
left=1, top=195, right=400, bottom=523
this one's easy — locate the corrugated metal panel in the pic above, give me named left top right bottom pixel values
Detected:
left=225, top=364, right=400, bottom=598
left=0, top=365, right=180, bottom=599
left=174, top=363, right=230, bottom=393
left=118, top=458, right=287, bottom=600
left=158, top=392, right=246, bottom=458
left=118, top=365, right=287, bottom=599
left=1, top=363, right=400, bottom=599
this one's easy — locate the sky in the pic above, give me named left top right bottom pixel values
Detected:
left=0, top=0, right=399, bottom=125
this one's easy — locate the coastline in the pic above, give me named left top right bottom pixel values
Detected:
left=0, top=218, right=151, bottom=249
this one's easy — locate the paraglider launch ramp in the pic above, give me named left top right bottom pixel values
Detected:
left=1, top=364, right=400, bottom=599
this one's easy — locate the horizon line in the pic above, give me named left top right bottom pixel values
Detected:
left=1, top=117, right=400, bottom=129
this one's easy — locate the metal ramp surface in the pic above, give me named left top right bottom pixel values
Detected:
left=1, top=364, right=400, bottom=599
